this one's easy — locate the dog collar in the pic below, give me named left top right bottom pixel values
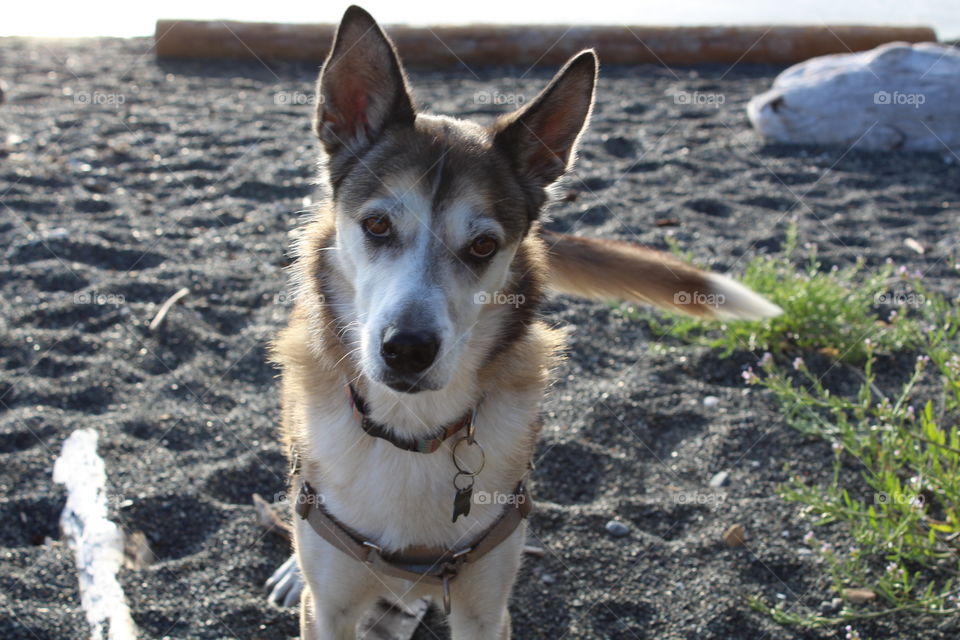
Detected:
left=347, top=385, right=474, bottom=453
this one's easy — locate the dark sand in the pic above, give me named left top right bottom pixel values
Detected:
left=1, top=37, right=958, bottom=639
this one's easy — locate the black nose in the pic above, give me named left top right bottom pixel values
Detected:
left=380, top=327, right=440, bottom=375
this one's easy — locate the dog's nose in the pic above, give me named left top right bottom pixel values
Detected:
left=380, top=327, right=440, bottom=374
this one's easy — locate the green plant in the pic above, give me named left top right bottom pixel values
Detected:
left=619, top=224, right=928, bottom=363
left=630, top=227, right=960, bottom=633
left=749, top=326, right=960, bottom=628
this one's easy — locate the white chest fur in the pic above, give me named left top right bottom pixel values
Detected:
left=300, top=381, right=543, bottom=552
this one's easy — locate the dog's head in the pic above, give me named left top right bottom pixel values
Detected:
left=314, top=6, right=595, bottom=394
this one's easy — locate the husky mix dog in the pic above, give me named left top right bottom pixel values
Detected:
left=268, top=6, right=781, bottom=638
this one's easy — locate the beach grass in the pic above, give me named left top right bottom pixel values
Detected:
left=619, top=228, right=960, bottom=637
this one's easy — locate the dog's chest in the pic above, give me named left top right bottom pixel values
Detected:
left=300, top=388, right=541, bottom=551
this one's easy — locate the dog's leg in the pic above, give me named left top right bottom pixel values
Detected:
left=297, top=525, right=382, bottom=640
left=446, top=525, right=524, bottom=640
left=299, top=559, right=376, bottom=639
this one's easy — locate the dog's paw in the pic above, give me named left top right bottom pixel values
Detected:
left=265, top=555, right=303, bottom=607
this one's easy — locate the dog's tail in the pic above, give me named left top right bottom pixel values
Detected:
left=540, top=229, right=782, bottom=320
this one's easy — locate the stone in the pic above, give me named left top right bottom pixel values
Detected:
left=723, top=523, right=746, bottom=547
left=818, top=598, right=844, bottom=614
left=709, top=471, right=730, bottom=488
left=605, top=520, right=630, bottom=537
left=842, top=588, right=877, bottom=604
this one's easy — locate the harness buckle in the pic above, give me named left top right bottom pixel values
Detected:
left=362, top=540, right=384, bottom=563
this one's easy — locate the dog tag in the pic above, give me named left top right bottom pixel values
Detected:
left=452, top=485, right=473, bottom=522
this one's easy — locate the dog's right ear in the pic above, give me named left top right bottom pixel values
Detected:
left=314, top=6, right=415, bottom=166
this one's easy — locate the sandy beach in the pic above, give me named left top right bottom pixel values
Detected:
left=1, top=36, right=958, bottom=639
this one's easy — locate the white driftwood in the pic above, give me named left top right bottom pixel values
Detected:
left=748, top=42, right=960, bottom=152
left=53, top=429, right=137, bottom=640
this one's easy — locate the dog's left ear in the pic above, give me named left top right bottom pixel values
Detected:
left=314, top=6, right=415, bottom=167
left=493, top=50, right=598, bottom=205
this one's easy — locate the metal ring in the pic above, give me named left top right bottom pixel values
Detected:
left=452, top=437, right=485, bottom=476
left=442, top=575, right=452, bottom=614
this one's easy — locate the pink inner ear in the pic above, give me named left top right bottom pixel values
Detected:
left=528, top=109, right=572, bottom=169
left=326, top=79, right=371, bottom=139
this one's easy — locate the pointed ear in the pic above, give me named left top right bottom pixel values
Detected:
left=493, top=50, right=598, bottom=199
left=314, top=6, right=415, bottom=165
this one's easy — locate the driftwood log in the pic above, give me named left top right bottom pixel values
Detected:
left=748, top=42, right=960, bottom=152
left=154, top=21, right=936, bottom=67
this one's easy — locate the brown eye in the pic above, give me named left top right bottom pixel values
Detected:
left=469, top=236, right=497, bottom=259
left=362, top=216, right=391, bottom=237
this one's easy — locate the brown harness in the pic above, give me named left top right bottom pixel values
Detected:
left=292, top=387, right=534, bottom=614
left=294, top=478, right=530, bottom=613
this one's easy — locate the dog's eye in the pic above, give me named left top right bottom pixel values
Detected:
left=469, top=236, right=498, bottom=259
left=362, top=216, right=391, bottom=238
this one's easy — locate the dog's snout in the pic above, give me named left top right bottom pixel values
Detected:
left=380, top=326, right=440, bottom=375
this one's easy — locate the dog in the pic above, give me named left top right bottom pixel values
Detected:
left=268, top=6, right=782, bottom=638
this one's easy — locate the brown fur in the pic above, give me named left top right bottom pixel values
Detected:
left=540, top=228, right=718, bottom=317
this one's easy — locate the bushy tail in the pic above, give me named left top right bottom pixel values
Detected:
left=540, top=229, right=782, bottom=320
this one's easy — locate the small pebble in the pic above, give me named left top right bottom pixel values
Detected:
left=842, top=588, right=876, bottom=604
left=605, top=520, right=630, bottom=537
left=541, top=573, right=555, bottom=584
left=703, top=395, right=720, bottom=407
left=819, top=598, right=842, bottom=614
left=708, top=471, right=730, bottom=488
left=723, top=523, right=746, bottom=547
left=44, top=228, right=69, bottom=241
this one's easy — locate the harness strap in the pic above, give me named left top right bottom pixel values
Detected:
left=295, top=480, right=532, bottom=588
